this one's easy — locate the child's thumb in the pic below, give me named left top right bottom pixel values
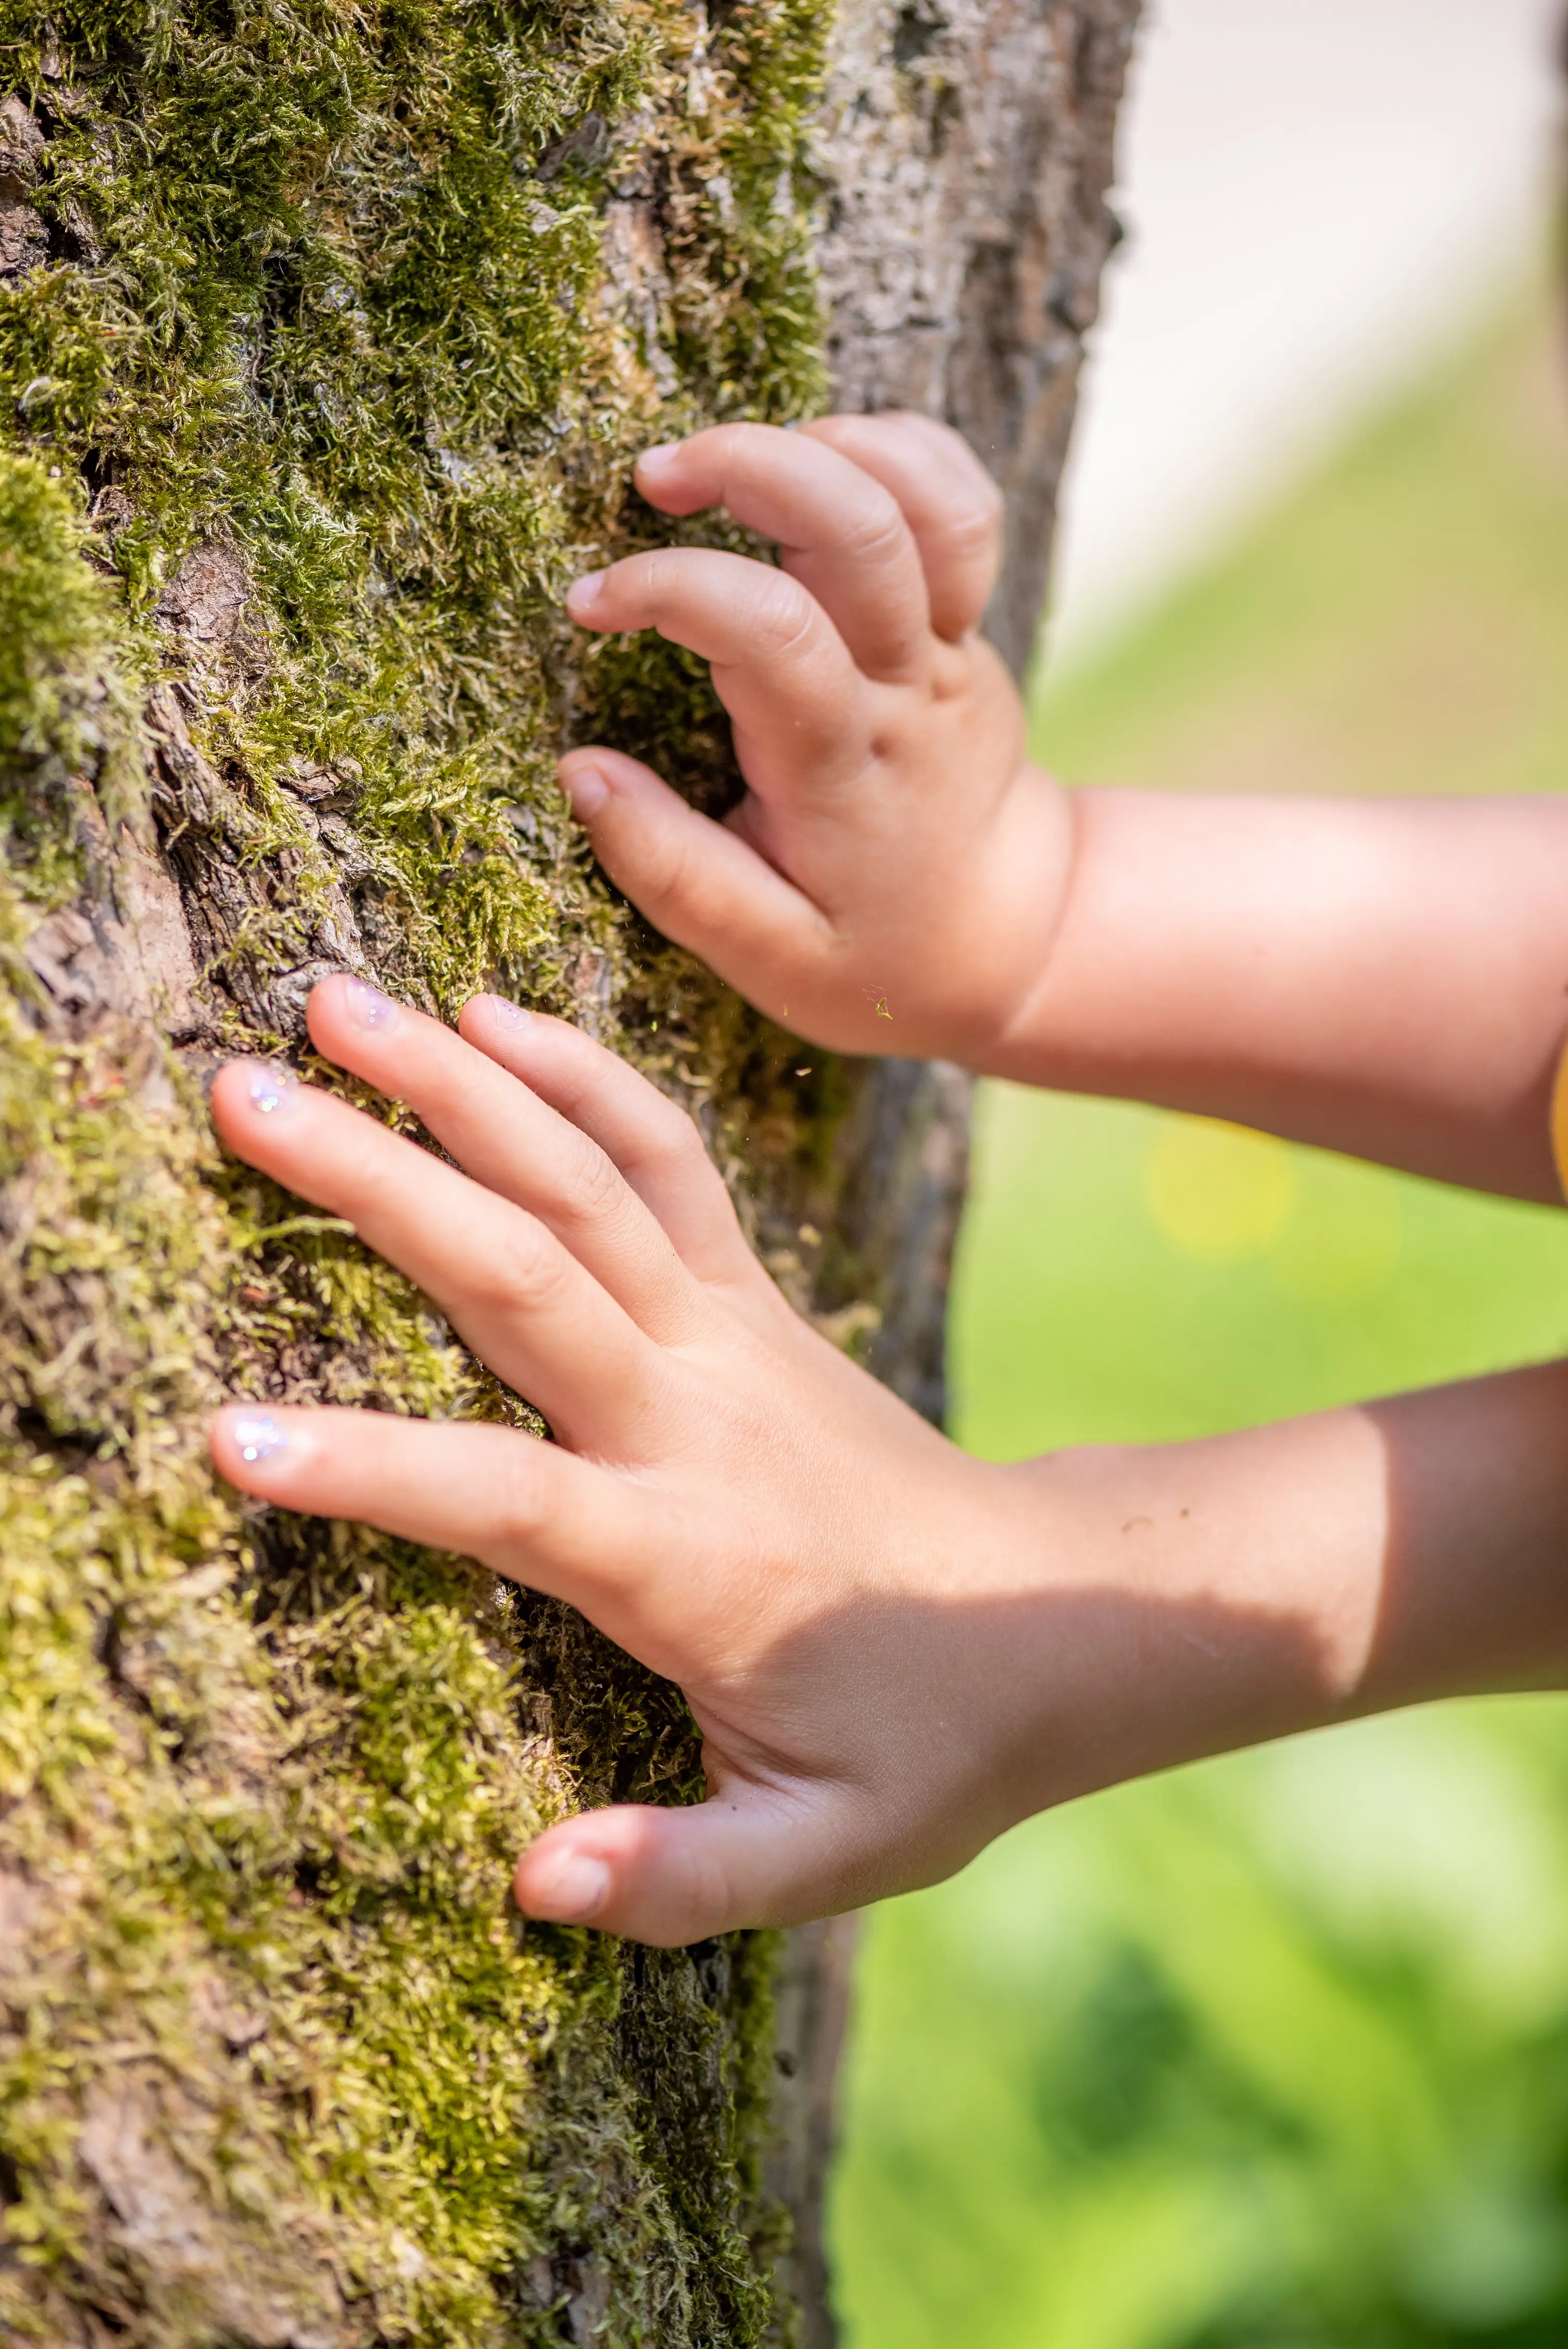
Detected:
left=514, top=1787, right=834, bottom=1947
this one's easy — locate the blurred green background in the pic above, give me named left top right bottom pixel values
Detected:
left=829, top=287, right=1568, bottom=2348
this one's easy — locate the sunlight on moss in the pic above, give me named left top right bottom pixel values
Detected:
left=0, top=0, right=829, bottom=2332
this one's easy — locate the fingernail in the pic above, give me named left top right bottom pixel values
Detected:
left=564, top=764, right=609, bottom=820
left=344, top=976, right=399, bottom=1032
left=231, top=1412, right=287, bottom=1466
left=247, top=1062, right=297, bottom=1115
left=635, top=440, right=681, bottom=477
left=478, top=993, right=532, bottom=1030
left=528, top=1851, right=611, bottom=1923
left=565, top=570, right=606, bottom=617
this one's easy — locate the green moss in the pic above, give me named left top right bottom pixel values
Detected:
left=0, top=0, right=834, bottom=2334
left=0, top=452, right=142, bottom=898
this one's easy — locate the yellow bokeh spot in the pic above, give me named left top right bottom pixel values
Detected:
left=1144, top=1116, right=1296, bottom=1263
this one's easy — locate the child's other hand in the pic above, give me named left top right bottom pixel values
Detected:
left=209, top=976, right=1051, bottom=1944
left=560, top=416, right=1069, bottom=1061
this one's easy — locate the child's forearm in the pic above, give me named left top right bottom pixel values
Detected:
left=1003, top=1358, right=1568, bottom=1815
left=991, top=786, right=1568, bottom=1201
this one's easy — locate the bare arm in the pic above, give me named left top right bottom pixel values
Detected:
left=1011, top=1361, right=1568, bottom=1819
left=1003, top=788, right=1568, bottom=1200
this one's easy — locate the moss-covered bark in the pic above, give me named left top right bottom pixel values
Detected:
left=0, top=0, right=1136, bottom=2339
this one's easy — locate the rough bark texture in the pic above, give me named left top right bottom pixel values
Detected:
left=817, top=0, right=1134, bottom=676
left=767, top=14, right=1138, bottom=2334
left=761, top=1915, right=859, bottom=2349
left=0, top=0, right=1134, bottom=2341
left=804, top=0, right=1137, bottom=1430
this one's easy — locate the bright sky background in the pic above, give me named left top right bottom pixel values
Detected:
left=1047, top=0, right=1566, bottom=667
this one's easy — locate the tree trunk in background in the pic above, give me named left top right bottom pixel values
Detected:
left=0, top=0, right=1134, bottom=2342
left=770, top=14, right=1137, bottom=2338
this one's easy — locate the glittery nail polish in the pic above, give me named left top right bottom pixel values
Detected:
left=345, top=976, right=399, bottom=1031
left=566, top=569, right=606, bottom=613
left=486, top=995, right=532, bottom=1030
left=232, top=1412, right=286, bottom=1464
left=247, top=1063, right=296, bottom=1115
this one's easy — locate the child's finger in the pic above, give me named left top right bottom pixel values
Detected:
left=211, top=1063, right=669, bottom=1457
left=514, top=1787, right=837, bottom=1944
left=304, top=975, right=702, bottom=1346
left=556, top=748, right=831, bottom=1020
left=798, top=413, right=1003, bottom=641
left=210, top=1405, right=653, bottom=1613
left=566, top=548, right=869, bottom=792
left=458, top=993, right=767, bottom=1297
left=632, top=422, right=931, bottom=684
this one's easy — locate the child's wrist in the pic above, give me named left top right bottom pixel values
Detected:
left=951, top=772, right=1085, bottom=1081
left=986, top=1421, right=1387, bottom=1819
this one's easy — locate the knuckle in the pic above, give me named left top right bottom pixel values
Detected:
left=939, top=489, right=1003, bottom=560
left=637, top=1100, right=712, bottom=1182
left=716, top=419, right=774, bottom=467
left=642, top=811, right=704, bottom=914
left=494, top=1443, right=552, bottom=1548
left=561, top=1131, right=628, bottom=1224
left=639, top=547, right=684, bottom=602
left=664, top=1101, right=712, bottom=1167
left=490, top=1217, right=572, bottom=1316
left=747, top=573, right=816, bottom=660
left=838, top=488, right=907, bottom=569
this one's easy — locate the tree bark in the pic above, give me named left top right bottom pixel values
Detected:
left=0, top=1, right=1135, bottom=2342
left=766, top=8, right=1137, bottom=2337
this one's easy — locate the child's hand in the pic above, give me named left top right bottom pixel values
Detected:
left=560, top=416, right=1070, bottom=1060
left=205, top=977, right=1309, bottom=1945
left=209, top=979, right=1568, bottom=1945
left=560, top=418, right=1568, bottom=1199
left=211, top=976, right=1056, bottom=1944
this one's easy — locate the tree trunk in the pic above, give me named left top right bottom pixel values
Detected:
left=0, top=0, right=1134, bottom=2339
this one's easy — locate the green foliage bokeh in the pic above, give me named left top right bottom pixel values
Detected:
left=834, top=291, right=1568, bottom=2349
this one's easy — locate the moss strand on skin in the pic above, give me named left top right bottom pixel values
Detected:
left=0, top=0, right=830, bottom=2335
